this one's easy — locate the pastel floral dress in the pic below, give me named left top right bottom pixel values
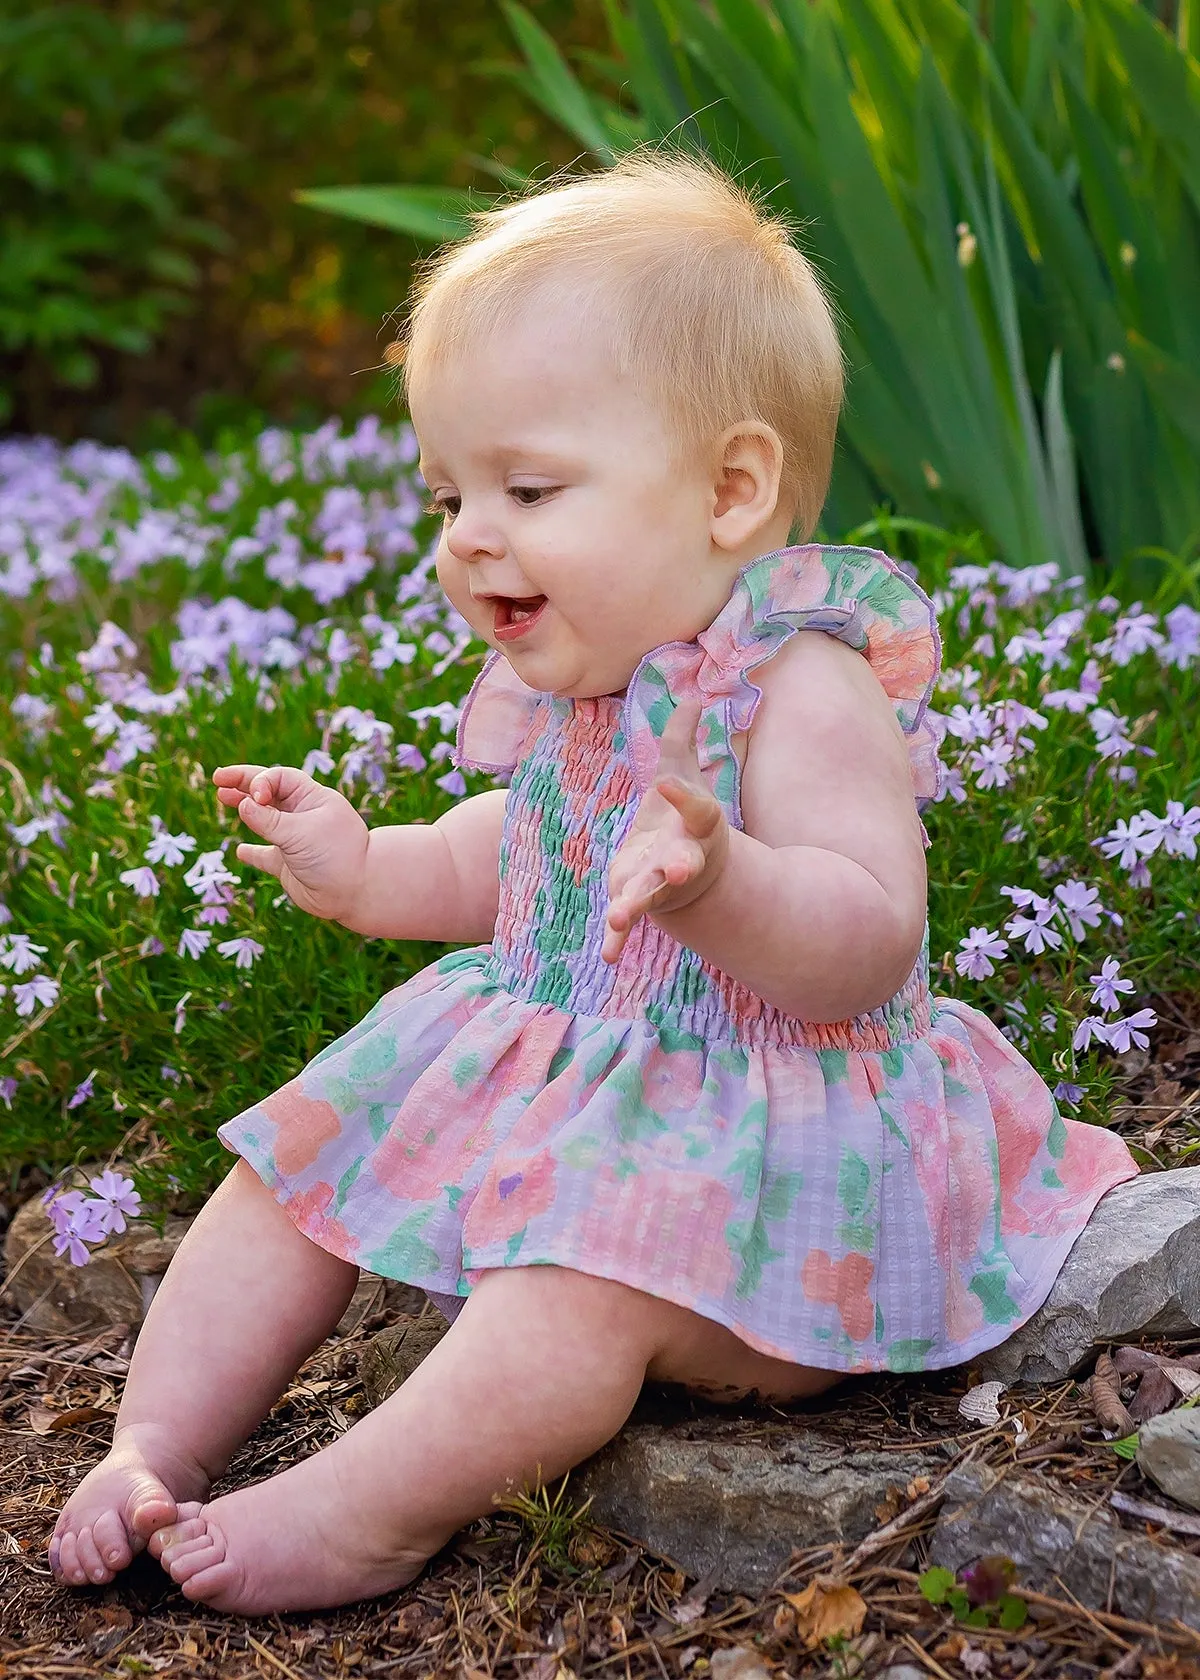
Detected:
left=218, top=545, right=1138, bottom=1373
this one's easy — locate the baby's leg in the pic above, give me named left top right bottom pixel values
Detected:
left=149, top=1265, right=839, bottom=1616
left=50, top=1158, right=358, bottom=1588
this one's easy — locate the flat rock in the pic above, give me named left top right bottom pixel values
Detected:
left=572, top=1415, right=943, bottom=1592
left=3, top=1188, right=426, bottom=1335
left=930, top=1462, right=1200, bottom=1629
left=976, top=1168, right=1200, bottom=1385
left=358, top=1312, right=450, bottom=1406
left=1137, top=1411, right=1200, bottom=1512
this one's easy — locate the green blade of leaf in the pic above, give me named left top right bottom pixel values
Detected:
left=292, top=186, right=481, bottom=241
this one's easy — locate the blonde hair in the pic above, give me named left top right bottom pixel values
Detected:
left=393, top=151, right=845, bottom=538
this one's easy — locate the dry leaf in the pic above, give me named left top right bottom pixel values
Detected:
left=709, top=1647, right=772, bottom=1680
left=1160, top=1364, right=1200, bottom=1399
left=27, top=1404, right=112, bottom=1435
left=958, top=1380, right=1005, bottom=1425
left=1089, top=1352, right=1135, bottom=1438
left=783, top=1576, right=868, bottom=1649
left=1129, top=1366, right=1178, bottom=1423
left=906, top=1475, right=931, bottom=1500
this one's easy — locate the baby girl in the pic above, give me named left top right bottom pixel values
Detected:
left=49, top=153, right=1138, bottom=1615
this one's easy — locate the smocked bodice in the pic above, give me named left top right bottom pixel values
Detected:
left=482, top=693, right=932, bottom=1051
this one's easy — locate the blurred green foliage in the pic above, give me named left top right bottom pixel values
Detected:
left=1, top=0, right=606, bottom=445
left=0, top=6, right=230, bottom=429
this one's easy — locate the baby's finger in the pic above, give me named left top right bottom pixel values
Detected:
left=657, top=775, right=723, bottom=838
left=235, top=794, right=296, bottom=844
left=234, top=842, right=282, bottom=878
left=655, top=698, right=704, bottom=783
left=212, top=764, right=267, bottom=792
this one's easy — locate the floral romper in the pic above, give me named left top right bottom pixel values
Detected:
left=219, top=544, right=1138, bottom=1373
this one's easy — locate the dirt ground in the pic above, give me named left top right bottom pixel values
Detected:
left=3, top=991, right=1199, bottom=1679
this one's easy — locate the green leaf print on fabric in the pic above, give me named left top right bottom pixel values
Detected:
left=727, top=1216, right=784, bottom=1301
left=817, top=1049, right=849, bottom=1085
left=446, top=1185, right=464, bottom=1210
left=1046, top=1110, right=1068, bottom=1159
left=320, top=1076, right=369, bottom=1116
left=506, top=1226, right=526, bottom=1262
left=760, top=1171, right=803, bottom=1222
left=875, top=1303, right=885, bottom=1342
left=547, top=1047, right=574, bottom=1082
left=559, top=1134, right=603, bottom=1171
left=837, top=1145, right=877, bottom=1253
left=880, top=1048, right=907, bottom=1081
left=348, top=1033, right=398, bottom=1084
left=879, top=1104, right=909, bottom=1147
left=367, top=1103, right=391, bottom=1144
left=332, top=1158, right=363, bottom=1215
left=1042, top=1168, right=1063, bottom=1188
left=607, top=1062, right=669, bottom=1144
left=583, top=1037, right=623, bottom=1085
left=452, top=1053, right=483, bottom=1089
left=887, top=1338, right=935, bottom=1372
left=361, top=1208, right=440, bottom=1278
left=969, top=1267, right=1022, bottom=1325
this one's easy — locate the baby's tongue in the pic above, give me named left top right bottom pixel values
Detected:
left=506, top=595, right=545, bottom=623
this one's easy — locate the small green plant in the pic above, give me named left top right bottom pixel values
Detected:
left=493, top=1475, right=594, bottom=1573
left=919, top=1557, right=1028, bottom=1629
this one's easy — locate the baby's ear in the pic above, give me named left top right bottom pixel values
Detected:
left=710, top=424, right=785, bottom=552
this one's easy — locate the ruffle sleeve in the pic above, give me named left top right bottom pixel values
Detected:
left=452, top=650, right=545, bottom=776
left=622, top=544, right=945, bottom=828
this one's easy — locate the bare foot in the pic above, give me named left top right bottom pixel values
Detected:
left=49, top=1423, right=211, bottom=1587
left=148, top=1450, right=433, bottom=1614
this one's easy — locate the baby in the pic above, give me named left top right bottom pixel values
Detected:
left=48, top=153, right=1138, bottom=1616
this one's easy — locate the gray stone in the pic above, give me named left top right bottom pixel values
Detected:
left=3, top=1189, right=194, bottom=1334
left=572, top=1416, right=943, bottom=1593
left=3, top=1186, right=426, bottom=1336
left=358, top=1312, right=450, bottom=1406
left=1137, top=1410, right=1200, bottom=1513
left=976, top=1168, right=1200, bottom=1385
left=930, top=1463, right=1200, bottom=1629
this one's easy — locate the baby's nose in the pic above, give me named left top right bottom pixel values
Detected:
left=446, top=513, right=506, bottom=564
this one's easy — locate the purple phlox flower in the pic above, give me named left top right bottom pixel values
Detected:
left=370, top=627, right=417, bottom=670
left=1139, top=801, right=1200, bottom=861
left=7, top=814, right=55, bottom=846
left=0, top=899, right=11, bottom=927
left=969, top=740, right=1015, bottom=789
left=1053, top=1081, right=1085, bottom=1108
left=1072, top=1015, right=1110, bottom=1052
left=1093, top=812, right=1159, bottom=872
left=0, top=1075, right=17, bottom=1109
left=1089, top=956, right=1135, bottom=1013
left=48, top=1189, right=110, bottom=1265
left=140, top=935, right=165, bottom=957
left=144, top=819, right=197, bottom=867
left=1099, top=609, right=1164, bottom=666
left=996, top=560, right=1060, bottom=607
left=67, top=1073, right=95, bottom=1109
left=1002, top=823, right=1026, bottom=844
left=935, top=764, right=967, bottom=804
left=13, top=974, right=60, bottom=1016
left=1161, top=603, right=1200, bottom=670
left=86, top=778, right=117, bottom=799
left=1004, top=893, right=1063, bottom=955
left=395, top=742, right=427, bottom=772
left=1088, top=707, right=1134, bottom=760
left=86, top=1169, right=141, bottom=1235
left=944, top=703, right=992, bottom=744
left=177, top=927, right=212, bottom=959
left=217, top=935, right=264, bottom=970
left=326, top=627, right=357, bottom=668
left=1052, top=879, right=1105, bottom=940
left=119, top=865, right=160, bottom=898
left=161, top=1063, right=182, bottom=1084
left=999, top=884, right=1037, bottom=909
left=955, top=927, right=1009, bottom=980
left=183, top=849, right=237, bottom=893
left=431, top=632, right=474, bottom=678
left=12, top=693, right=56, bottom=739
left=0, top=933, right=48, bottom=974
left=1042, top=684, right=1090, bottom=713
left=173, top=992, right=190, bottom=1034
left=409, top=700, right=462, bottom=734
left=78, top=620, right=137, bottom=673
left=436, top=769, right=467, bottom=798
left=430, top=740, right=455, bottom=764
left=1103, top=1008, right=1157, bottom=1054
left=302, top=748, right=335, bottom=777
left=83, top=699, right=121, bottom=740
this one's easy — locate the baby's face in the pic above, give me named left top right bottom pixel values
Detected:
left=410, top=297, right=742, bottom=698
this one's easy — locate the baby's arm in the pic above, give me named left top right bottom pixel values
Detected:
left=339, top=790, right=507, bottom=943
left=613, top=631, right=928, bottom=1023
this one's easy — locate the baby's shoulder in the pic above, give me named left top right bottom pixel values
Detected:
left=749, top=625, right=907, bottom=750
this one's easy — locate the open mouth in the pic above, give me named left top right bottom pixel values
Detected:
left=492, top=595, right=548, bottom=642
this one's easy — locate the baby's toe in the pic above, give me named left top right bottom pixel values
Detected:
left=90, top=1508, right=136, bottom=1573
left=73, top=1525, right=112, bottom=1585
left=165, top=1535, right=225, bottom=1586
left=148, top=1509, right=208, bottom=1561
left=53, top=1530, right=83, bottom=1585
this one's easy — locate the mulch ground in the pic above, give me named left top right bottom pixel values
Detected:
left=2, top=990, right=1199, bottom=1680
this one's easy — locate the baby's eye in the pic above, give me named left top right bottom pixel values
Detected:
left=423, top=493, right=460, bottom=519
left=509, top=485, right=555, bottom=506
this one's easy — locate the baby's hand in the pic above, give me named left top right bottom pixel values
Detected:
left=212, top=764, right=370, bottom=923
left=602, top=699, right=729, bottom=964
